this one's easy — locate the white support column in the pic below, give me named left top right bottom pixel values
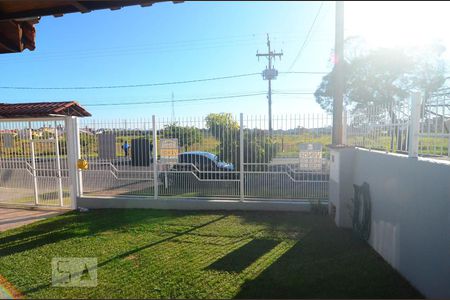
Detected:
left=152, top=115, right=158, bottom=200
left=239, top=113, right=244, bottom=202
left=28, top=122, right=39, bottom=205
left=408, top=92, right=422, bottom=158
left=54, top=121, right=64, bottom=206
left=66, top=116, right=81, bottom=209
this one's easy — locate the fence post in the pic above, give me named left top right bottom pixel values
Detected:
left=239, top=113, right=244, bottom=202
left=152, top=115, right=158, bottom=199
left=54, top=121, right=64, bottom=206
left=66, top=116, right=80, bottom=209
left=408, top=92, right=422, bottom=158
left=28, top=122, right=39, bottom=205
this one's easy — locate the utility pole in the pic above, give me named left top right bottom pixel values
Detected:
left=332, top=1, right=344, bottom=145
left=257, top=34, right=283, bottom=134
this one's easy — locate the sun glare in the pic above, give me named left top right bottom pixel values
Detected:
left=346, top=1, right=450, bottom=54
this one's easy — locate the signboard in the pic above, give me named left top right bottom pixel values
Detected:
left=2, top=134, right=14, bottom=148
left=159, top=138, right=178, bottom=159
left=299, top=143, right=322, bottom=171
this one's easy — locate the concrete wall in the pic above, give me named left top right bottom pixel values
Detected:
left=330, top=147, right=450, bottom=298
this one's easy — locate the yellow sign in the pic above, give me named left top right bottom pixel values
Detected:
left=160, top=138, right=179, bottom=158
left=160, top=148, right=178, bottom=157
left=77, top=159, right=89, bottom=170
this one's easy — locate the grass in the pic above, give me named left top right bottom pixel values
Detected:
left=0, top=209, right=422, bottom=299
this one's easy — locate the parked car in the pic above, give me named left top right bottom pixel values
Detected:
left=161, top=151, right=236, bottom=183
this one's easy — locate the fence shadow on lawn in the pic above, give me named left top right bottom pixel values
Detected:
left=16, top=211, right=228, bottom=295
left=0, top=209, right=424, bottom=299
left=207, top=239, right=280, bottom=273
left=0, top=209, right=168, bottom=257
left=234, top=212, right=423, bottom=299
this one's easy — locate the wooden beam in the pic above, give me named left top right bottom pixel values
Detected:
left=71, top=1, right=91, bottom=13
left=0, top=20, right=20, bottom=53
left=0, top=38, right=18, bottom=53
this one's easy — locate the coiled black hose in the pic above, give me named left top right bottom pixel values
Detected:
left=352, top=182, right=372, bottom=241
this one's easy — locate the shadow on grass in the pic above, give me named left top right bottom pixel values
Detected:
left=20, top=212, right=227, bottom=295
left=0, top=209, right=172, bottom=257
left=233, top=221, right=423, bottom=299
left=0, top=209, right=424, bottom=299
left=207, top=239, right=279, bottom=273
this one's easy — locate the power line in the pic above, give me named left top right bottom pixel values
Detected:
left=0, top=71, right=328, bottom=90
left=83, top=92, right=268, bottom=107
left=0, top=73, right=260, bottom=90
left=81, top=91, right=315, bottom=107
left=0, top=32, right=333, bottom=63
left=273, top=92, right=315, bottom=95
left=288, top=1, right=324, bottom=71
left=279, top=71, right=327, bottom=75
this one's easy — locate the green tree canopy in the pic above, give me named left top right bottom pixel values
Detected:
left=205, top=113, right=276, bottom=169
left=314, top=38, right=447, bottom=114
left=160, top=123, right=203, bottom=150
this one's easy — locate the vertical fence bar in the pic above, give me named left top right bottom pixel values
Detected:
left=54, top=121, right=64, bottom=206
left=28, top=122, right=39, bottom=205
left=239, top=113, right=244, bottom=202
left=75, top=119, right=83, bottom=196
left=152, top=115, right=158, bottom=199
left=409, top=92, right=422, bottom=158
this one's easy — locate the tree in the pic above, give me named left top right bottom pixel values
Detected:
left=205, top=113, right=277, bottom=169
left=160, top=123, right=203, bottom=151
left=315, top=38, right=447, bottom=113
left=315, top=38, right=447, bottom=151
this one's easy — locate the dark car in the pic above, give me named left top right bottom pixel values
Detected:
left=162, top=151, right=235, bottom=182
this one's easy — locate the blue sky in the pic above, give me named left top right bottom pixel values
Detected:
left=2, top=1, right=449, bottom=119
left=1, top=1, right=335, bottom=119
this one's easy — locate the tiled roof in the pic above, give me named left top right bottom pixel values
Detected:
left=0, top=101, right=91, bottom=118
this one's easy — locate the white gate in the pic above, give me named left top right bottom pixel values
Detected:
left=0, top=118, right=71, bottom=207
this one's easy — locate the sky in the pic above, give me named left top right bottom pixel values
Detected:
left=2, top=1, right=450, bottom=120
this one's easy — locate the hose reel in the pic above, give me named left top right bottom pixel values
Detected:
left=352, top=182, right=372, bottom=241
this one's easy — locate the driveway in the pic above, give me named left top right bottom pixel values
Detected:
left=0, top=208, right=65, bottom=232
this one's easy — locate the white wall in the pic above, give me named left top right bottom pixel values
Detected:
left=330, top=147, right=450, bottom=298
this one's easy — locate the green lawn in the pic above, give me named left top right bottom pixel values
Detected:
left=0, top=209, right=422, bottom=299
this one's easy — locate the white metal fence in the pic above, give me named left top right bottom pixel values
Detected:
left=346, top=92, right=450, bottom=158
left=0, top=119, right=71, bottom=207
left=79, top=113, right=332, bottom=201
